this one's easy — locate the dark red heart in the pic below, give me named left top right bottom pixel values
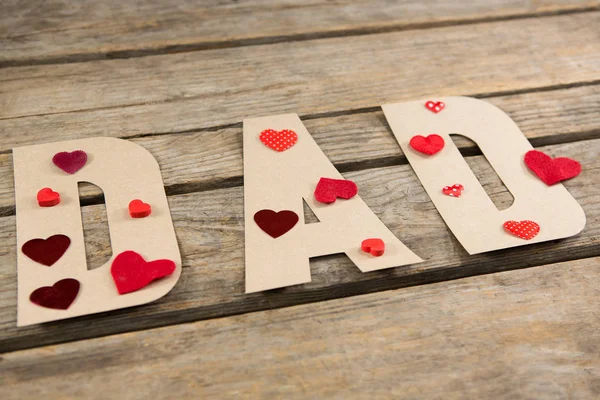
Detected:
left=37, top=187, right=61, bottom=207
left=129, top=199, right=152, bottom=218
left=254, top=209, right=299, bottom=238
left=111, top=250, right=176, bottom=295
left=52, top=150, right=88, bottom=174
left=524, top=150, right=581, bottom=185
left=30, top=278, right=80, bottom=310
left=410, top=134, right=445, bottom=155
left=361, top=238, right=385, bottom=256
left=314, top=177, right=358, bottom=204
left=22, top=234, right=71, bottom=266
left=425, top=100, right=445, bottom=113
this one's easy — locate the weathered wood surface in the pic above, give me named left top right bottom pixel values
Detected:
left=1, top=0, right=598, bottom=66
left=1, top=138, right=598, bottom=352
left=0, top=84, right=598, bottom=216
left=2, top=256, right=599, bottom=399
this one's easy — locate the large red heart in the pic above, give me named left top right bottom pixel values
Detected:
left=361, top=238, right=385, bottom=256
left=503, top=220, right=540, bottom=240
left=22, top=234, right=71, bottom=266
left=410, top=134, right=445, bottom=155
left=37, top=187, right=61, bottom=207
left=129, top=199, right=152, bottom=218
left=254, top=209, right=299, bottom=238
left=30, top=278, right=80, bottom=310
left=111, top=250, right=176, bottom=295
left=259, top=129, right=298, bottom=152
left=52, top=150, right=88, bottom=174
left=524, top=150, right=581, bottom=185
left=314, top=177, right=358, bottom=204
left=425, top=100, right=445, bottom=113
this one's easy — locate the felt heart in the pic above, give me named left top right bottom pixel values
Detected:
left=361, top=238, right=385, bottom=256
left=52, top=150, right=88, bottom=174
left=30, top=278, right=80, bottom=310
left=425, top=100, right=445, bottom=113
left=37, top=187, right=61, bottom=207
left=503, top=220, right=540, bottom=240
left=22, top=234, right=71, bottom=266
left=254, top=209, right=299, bottom=238
left=442, top=184, right=464, bottom=198
left=410, top=134, right=445, bottom=155
left=111, top=250, right=176, bottom=295
left=129, top=199, right=152, bottom=218
left=259, top=129, right=298, bottom=152
left=524, top=150, right=581, bottom=185
left=314, top=177, right=358, bottom=204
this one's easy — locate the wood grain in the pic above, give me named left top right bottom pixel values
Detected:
left=1, top=84, right=598, bottom=216
left=2, top=256, right=599, bottom=399
left=0, top=138, right=598, bottom=353
left=1, top=0, right=598, bottom=66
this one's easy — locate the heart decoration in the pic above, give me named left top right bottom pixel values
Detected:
left=524, top=150, right=581, bottom=186
left=425, top=100, right=445, bottom=113
left=254, top=209, right=299, bottom=238
left=111, top=250, right=177, bottom=295
left=259, top=129, right=298, bottom=152
left=442, top=184, right=464, bottom=198
left=52, top=150, right=88, bottom=174
left=37, top=187, right=61, bottom=207
left=503, top=220, right=540, bottom=240
left=129, top=199, right=152, bottom=218
left=410, top=134, right=445, bottom=155
left=22, top=234, right=71, bottom=266
left=30, top=278, right=80, bottom=310
left=361, top=238, right=385, bottom=256
left=314, top=177, right=358, bottom=204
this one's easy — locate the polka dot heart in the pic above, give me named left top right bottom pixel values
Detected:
left=503, top=220, right=540, bottom=240
left=425, top=100, right=445, bottom=114
left=259, top=129, right=298, bottom=152
left=442, top=184, right=464, bottom=198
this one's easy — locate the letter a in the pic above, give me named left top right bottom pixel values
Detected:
left=243, top=114, right=422, bottom=292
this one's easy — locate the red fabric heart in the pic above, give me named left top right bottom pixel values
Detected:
left=37, top=187, right=61, bottom=207
left=30, top=278, right=80, bottom=310
left=442, top=184, right=464, bottom=198
left=254, top=209, right=299, bottom=238
left=314, top=177, right=358, bottom=204
left=129, top=199, right=152, bottom=218
left=524, top=150, right=581, bottom=186
left=259, top=129, right=298, bottom=152
left=425, top=100, right=445, bottom=113
left=52, top=150, right=88, bottom=174
left=111, top=250, right=176, bottom=295
left=410, top=134, right=445, bottom=155
left=22, top=234, right=71, bottom=266
left=503, top=220, right=540, bottom=240
left=361, top=238, right=385, bottom=256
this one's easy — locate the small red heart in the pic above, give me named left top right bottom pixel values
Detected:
left=314, top=177, right=358, bottom=204
left=503, top=220, right=540, bottom=240
left=129, top=199, right=152, bottom=218
left=22, top=234, right=71, bottom=266
left=254, top=209, right=299, bottom=238
left=442, top=184, right=464, bottom=198
left=111, top=250, right=176, bottom=295
left=410, top=134, right=445, bottom=155
left=524, top=150, right=581, bottom=186
left=37, top=187, right=60, bottom=207
left=259, top=129, right=298, bottom=152
left=52, top=150, right=87, bottom=174
left=30, top=278, right=80, bottom=310
left=361, top=238, right=385, bottom=256
left=425, top=100, right=445, bottom=113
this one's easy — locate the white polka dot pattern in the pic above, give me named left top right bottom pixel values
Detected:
left=259, top=129, right=298, bottom=152
left=503, top=220, right=540, bottom=240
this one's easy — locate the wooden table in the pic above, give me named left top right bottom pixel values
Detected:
left=1, top=1, right=600, bottom=398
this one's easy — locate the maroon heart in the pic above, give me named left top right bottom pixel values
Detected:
left=30, top=278, right=80, bottom=310
left=254, top=209, right=299, bottom=238
left=52, top=150, right=88, bottom=174
left=22, top=234, right=71, bottom=266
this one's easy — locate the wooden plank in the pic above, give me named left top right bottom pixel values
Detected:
left=0, top=138, right=598, bottom=353
left=2, top=256, right=599, bottom=399
left=2, top=12, right=600, bottom=128
left=1, top=0, right=598, bottom=66
left=0, top=84, right=598, bottom=216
